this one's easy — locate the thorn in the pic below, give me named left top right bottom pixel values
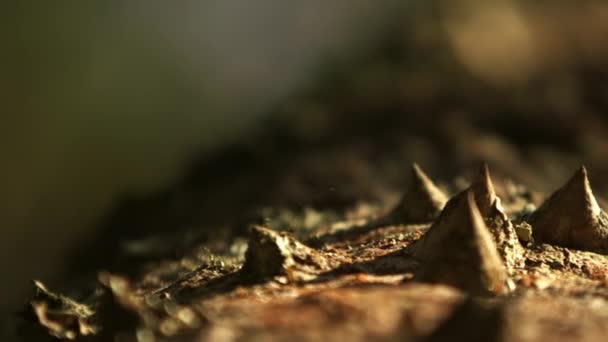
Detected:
left=242, top=226, right=331, bottom=281
left=390, top=163, right=448, bottom=223
left=431, top=164, right=524, bottom=270
left=414, top=192, right=510, bottom=295
left=437, top=163, right=497, bottom=221
left=529, top=166, right=608, bottom=253
left=487, top=198, right=526, bottom=270
left=468, top=165, right=524, bottom=270
left=470, top=163, right=497, bottom=215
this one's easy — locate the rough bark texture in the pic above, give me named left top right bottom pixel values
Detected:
left=19, top=158, right=608, bottom=341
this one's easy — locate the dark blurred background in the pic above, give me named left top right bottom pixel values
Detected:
left=2, top=0, right=608, bottom=336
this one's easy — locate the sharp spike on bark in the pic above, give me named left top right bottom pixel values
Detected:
left=529, top=166, right=608, bottom=253
left=413, top=191, right=510, bottom=295
left=242, top=226, right=331, bottom=282
left=460, top=166, right=524, bottom=270
left=486, top=198, right=526, bottom=270
left=389, top=163, right=448, bottom=223
left=436, top=163, right=497, bottom=221
left=470, top=163, right=497, bottom=215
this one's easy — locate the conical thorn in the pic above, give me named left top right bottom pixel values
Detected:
left=389, top=163, right=448, bottom=223
left=414, top=191, right=510, bottom=295
left=529, top=166, right=608, bottom=253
